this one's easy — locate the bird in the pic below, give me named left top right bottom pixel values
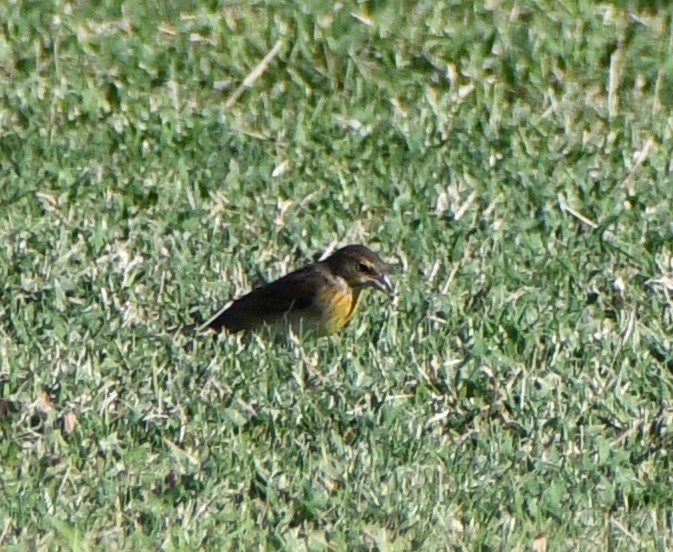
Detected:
left=196, top=244, right=395, bottom=337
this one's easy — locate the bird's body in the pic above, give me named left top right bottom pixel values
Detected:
left=199, top=244, right=394, bottom=337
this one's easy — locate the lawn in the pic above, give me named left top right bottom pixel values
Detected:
left=1, top=0, right=673, bottom=549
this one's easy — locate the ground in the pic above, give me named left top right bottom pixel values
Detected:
left=1, top=1, right=673, bottom=550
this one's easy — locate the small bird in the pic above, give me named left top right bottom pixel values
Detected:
left=197, top=244, right=395, bottom=337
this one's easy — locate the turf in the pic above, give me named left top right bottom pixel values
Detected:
left=1, top=0, right=673, bottom=549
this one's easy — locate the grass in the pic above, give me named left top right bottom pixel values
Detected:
left=1, top=0, right=673, bottom=549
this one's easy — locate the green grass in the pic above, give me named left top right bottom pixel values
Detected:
left=2, top=0, right=673, bottom=549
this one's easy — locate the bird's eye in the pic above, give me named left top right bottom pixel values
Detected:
left=357, top=262, right=371, bottom=274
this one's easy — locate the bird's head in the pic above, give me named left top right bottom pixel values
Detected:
left=324, top=244, right=396, bottom=295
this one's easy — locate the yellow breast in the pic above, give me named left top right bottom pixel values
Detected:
left=320, top=287, right=360, bottom=334
left=283, top=273, right=361, bottom=337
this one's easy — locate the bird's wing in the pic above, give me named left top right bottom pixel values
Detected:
left=201, top=266, right=322, bottom=333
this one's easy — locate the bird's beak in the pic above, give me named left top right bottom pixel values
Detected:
left=374, top=273, right=394, bottom=295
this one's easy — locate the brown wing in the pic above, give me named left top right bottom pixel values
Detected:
left=201, top=265, right=322, bottom=333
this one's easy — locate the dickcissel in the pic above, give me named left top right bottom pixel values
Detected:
left=197, top=244, right=395, bottom=337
